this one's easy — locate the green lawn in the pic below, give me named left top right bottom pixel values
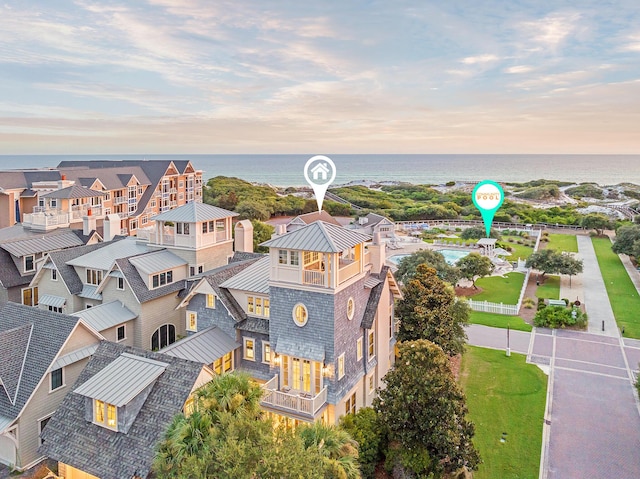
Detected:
left=472, top=272, right=525, bottom=304
left=459, top=347, right=547, bottom=479
left=547, top=233, right=579, bottom=253
left=469, top=311, right=533, bottom=332
left=501, top=236, right=535, bottom=260
left=535, top=275, right=560, bottom=300
left=592, top=237, right=640, bottom=338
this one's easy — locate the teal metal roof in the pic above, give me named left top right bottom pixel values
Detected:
left=220, top=256, right=270, bottom=294
left=260, top=221, right=371, bottom=253
left=151, top=202, right=237, bottom=223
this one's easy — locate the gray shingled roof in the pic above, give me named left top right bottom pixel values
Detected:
left=220, top=256, right=270, bottom=294
left=74, top=301, right=137, bottom=332
left=161, top=326, right=239, bottom=365
left=0, top=303, right=81, bottom=428
left=151, top=201, right=237, bottom=223
left=229, top=251, right=266, bottom=263
left=115, top=256, right=186, bottom=304
left=361, top=266, right=391, bottom=330
left=41, top=185, right=106, bottom=199
left=59, top=165, right=151, bottom=191
left=0, top=248, right=32, bottom=289
left=260, top=221, right=371, bottom=253
left=235, top=317, right=270, bottom=335
left=0, top=324, right=32, bottom=405
left=46, top=241, right=119, bottom=295
left=39, top=341, right=204, bottom=479
left=0, top=169, right=60, bottom=191
left=0, top=231, right=84, bottom=257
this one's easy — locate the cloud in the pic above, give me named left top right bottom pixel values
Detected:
left=517, top=12, right=582, bottom=51
left=620, top=34, right=640, bottom=52
left=505, top=65, right=534, bottom=74
left=461, top=54, right=499, bottom=65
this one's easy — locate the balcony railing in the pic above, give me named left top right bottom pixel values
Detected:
left=338, top=260, right=360, bottom=284
left=23, top=212, right=71, bottom=230
left=303, top=270, right=325, bottom=286
left=261, top=374, right=328, bottom=418
left=114, top=197, right=127, bottom=205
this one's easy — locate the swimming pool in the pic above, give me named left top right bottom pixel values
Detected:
left=436, top=249, right=470, bottom=265
left=388, top=249, right=470, bottom=266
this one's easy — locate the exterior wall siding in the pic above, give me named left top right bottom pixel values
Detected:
left=35, top=270, right=74, bottom=313
left=187, top=293, right=239, bottom=341
left=139, top=295, right=184, bottom=351
left=238, top=331, right=272, bottom=381
left=100, top=320, right=135, bottom=346
left=101, top=278, right=142, bottom=346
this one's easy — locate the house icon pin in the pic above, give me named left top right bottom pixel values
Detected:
left=310, top=162, right=330, bottom=181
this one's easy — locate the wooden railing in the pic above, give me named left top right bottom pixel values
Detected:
left=303, top=270, right=325, bottom=286
left=338, top=260, right=360, bottom=284
left=261, top=374, right=328, bottom=417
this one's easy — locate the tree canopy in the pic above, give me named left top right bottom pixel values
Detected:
left=612, top=224, right=640, bottom=257
left=456, top=252, right=495, bottom=288
left=460, top=226, right=501, bottom=240
left=153, top=373, right=359, bottom=479
left=395, top=264, right=469, bottom=355
left=580, top=213, right=613, bottom=236
left=525, top=249, right=583, bottom=280
left=374, top=340, right=480, bottom=478
left=394, top=249, right=461, bottom=285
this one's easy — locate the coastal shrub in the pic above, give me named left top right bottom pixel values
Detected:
left=537, top=299, right=546, bottom=311
left=339, top=407, right=386, bottom=479
left=461, top=226, right=501, bottom=240
left=565, top=184, right=604, bottom=199
left=534, top=306, right=587, bottom=328
left=446, top=181, right=456, bottom=187
left=523, top=297, right=536, bottom=309
left=516, top=184, right=560, bottom=200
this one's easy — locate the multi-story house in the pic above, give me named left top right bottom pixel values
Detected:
left=31, top=202, right=244, bottom=352
left=0, top=302, right=103, bottom=471
left=39, top=341, right=212, bottom=479
left=3, top=160, right=202, bottom=236
left=175, top=220, right=402, bottom=425
left=0, top=220, right=102, bottom=306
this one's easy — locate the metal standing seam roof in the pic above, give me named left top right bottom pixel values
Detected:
left=0, top=231, right=85, bottom=257
left=220, top=256, right=270, bottom=294
left=39, top=294, right=67, bottom=308
left=50, top=344, right=99, bottom=372
left=66, top=237, right=149, bottom=270
left=74, top=301, right=137, bottom=332
left=161, top=326, right=239, bottom=365
left=41, top=185, right=107, bottom=199
left=74, top=353, right=168, bottom=407
left=151, top=202, right=238, bottom=223
left=78, top=285, right=102, bottom=301
left=260, top=221, right=372, bottom=253
left=129, top=250, right=187, bottom=275
left=0, top=414, right=13, bottom=434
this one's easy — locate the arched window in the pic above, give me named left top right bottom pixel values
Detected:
left=151, top=324, right=176, bottom=350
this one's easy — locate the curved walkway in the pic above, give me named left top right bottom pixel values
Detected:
left=466, top=234, right=640, bottom=478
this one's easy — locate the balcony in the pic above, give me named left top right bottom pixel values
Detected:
left=71, top=205, right=102, bottom=219
left=260, top=375, right=328, bottom=419
left=114, top=196, right=127, bottom=205
left=338, top=259, right=360, bottom=284
left=23, top=212, right=71, bottom=231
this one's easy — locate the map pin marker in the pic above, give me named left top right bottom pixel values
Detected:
left=304, top=155, right=337, bottom=212
left=472, top=180, right=505, bottom=237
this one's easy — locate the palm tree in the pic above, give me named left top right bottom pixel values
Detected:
left=298, top=422, right=361, bottom=479
left=197, top=372, right=264, bottom=418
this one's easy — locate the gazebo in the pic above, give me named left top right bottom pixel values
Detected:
left=476, top=238, right=497, bottom=257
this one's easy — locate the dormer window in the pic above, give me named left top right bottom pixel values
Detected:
left=94, top=400, right=117, bottom=430
left=24, top=255, right=35, bottom=272
left=152, top=270, right=173, bottom=288
left=278, top=250, right=299, bottom=266
left=176, top=222, right=190, bottom=235
left=86, top=269, right=103, bottom=285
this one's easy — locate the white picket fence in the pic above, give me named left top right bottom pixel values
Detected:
left=467, top=299, right=519, bottom=315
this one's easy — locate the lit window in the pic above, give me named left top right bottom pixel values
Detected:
left=213, top=352, right=233, bottom=374
left=187, top=311, right=197, bottom=332
left=206, top=294, right=215, bottom=308
left=117, top=325, right=126, bottom=342
left=368, top=330, right=375, bottom=360
left=337, top=354, right=345, bottom=379
left=356, top=337, right=363, bottom=361
left=347, top=297, right=355, bottom=320
left=345, top=392, right=356, bottom=415
left=244, top=338, right=255, bottom=361
left=264, top=299, right=270, bottom=318
left=248, top=297, right=255, bottom=313
left=262, top=342, right=271, bottom=363
left=95, top=399, right=104, bottom=423
left=256, top=297, right=262, bottom=316
left=24, top=255, right=35, bottom=272
left=107, top=403, right=117, bottom=428
left=51, top=269, right=58, bottom=281
left=50, top=368, right=64, bottom=391
left=22, top=287, right=38, bottom=306
left=293, top=303, right=308, bottom=327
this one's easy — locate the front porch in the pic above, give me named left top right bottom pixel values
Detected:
left=260, top=374, right=328, bottom=419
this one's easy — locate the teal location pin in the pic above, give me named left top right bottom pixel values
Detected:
left=472, top=180, right=504, bottom=237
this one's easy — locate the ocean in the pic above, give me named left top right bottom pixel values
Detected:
left=1, top=154, right=639, bottom=187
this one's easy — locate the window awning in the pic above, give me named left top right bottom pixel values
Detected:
left=78, top=285, right=102, bottom=301
left=275, top=337, right=325, bottom=362
left=39, top=294, right=66, bottom=308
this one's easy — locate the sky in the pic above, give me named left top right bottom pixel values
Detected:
left=1, top=0, right=639, bottom=154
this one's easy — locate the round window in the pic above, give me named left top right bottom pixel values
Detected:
left=293, top=303, right=308, bottom=327
left=347, top=297, right=355, bottom=320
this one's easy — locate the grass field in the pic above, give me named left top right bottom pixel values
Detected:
left=547, top=233, right=579, bottom=253
left=501, top=236, right=535, bottom=260
left=468, top=311, right=533, bottom=332
left=459, top=347, right=547, bottom=479
left=472, top=272, right=525, bottom=304
left=535, top=275, right=560, bottom=300
left=592, top=237, right=640, bottom=338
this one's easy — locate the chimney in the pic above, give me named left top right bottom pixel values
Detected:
left=103, top=213, right=121, bottom=242
left=83, top=214, right=96, bottom=236
left=61, top=174, right=67, bottom=181
left=271, top=224, right=287, bottom=239
left=369, top=232, right=386, bottom=274
left=234, top=220, right=254, bottom=253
